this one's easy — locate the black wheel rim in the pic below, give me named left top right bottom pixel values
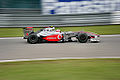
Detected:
left=30, top=35, right=36, bottom=41
left=29, top=35, right=38, bottom=43
left=80, top=34, right=87, bottom=40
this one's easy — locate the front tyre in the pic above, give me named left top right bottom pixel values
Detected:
left=77, top=33, right=88, bottom=43
left=27, top=34, right=38, bottom=44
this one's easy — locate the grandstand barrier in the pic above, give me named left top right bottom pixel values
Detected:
left=0, top=8, right=118, bottom=28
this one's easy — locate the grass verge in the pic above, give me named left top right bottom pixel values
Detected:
left=0, top=58, right=120, bottom=80
left=0, top=25, right=120, bottom=37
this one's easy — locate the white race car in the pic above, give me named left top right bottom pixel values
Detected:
left=23, top=27, right=100, bottom=44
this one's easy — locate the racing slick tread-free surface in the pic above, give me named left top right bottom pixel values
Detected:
left=28, top=34, right=38, bottom=44
left=78, top=33, right=88, bottom=43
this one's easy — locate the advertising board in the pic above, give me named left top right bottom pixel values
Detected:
left=42, top=0, right=120, bottom=15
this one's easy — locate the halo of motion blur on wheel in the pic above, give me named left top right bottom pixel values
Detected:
left=78, top=33, right=88, bottom=43
left=28, top=34, right=38, bottom=44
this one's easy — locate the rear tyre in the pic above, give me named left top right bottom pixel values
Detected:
left=28, top=34, right=38, bottom=44
left=77, top=33, right=88, bottom=43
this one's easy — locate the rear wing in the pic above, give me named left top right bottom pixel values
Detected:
left=23, top=27, right=34, bottom=39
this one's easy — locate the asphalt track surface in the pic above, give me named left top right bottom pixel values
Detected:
left=0, top=35, right=120, bottom=60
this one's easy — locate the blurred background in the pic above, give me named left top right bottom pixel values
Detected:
left=0, top=1, right=120, bottom=80
left=0, top=0, right=41, bottom=8
left=0, top=0, right=120, bottom=27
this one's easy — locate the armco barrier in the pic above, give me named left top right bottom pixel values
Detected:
left=0, top=8, right=112, bottom=28
left=112, top=11, right=120, bottom=24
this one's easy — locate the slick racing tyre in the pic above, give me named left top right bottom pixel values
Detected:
left=27, top=34, right=38, bottom=44
left=78, top=33, right=88, bottom=43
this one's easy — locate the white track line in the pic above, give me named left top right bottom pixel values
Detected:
left=0, top=37, right=23, bottom=39
left=0, top=35, right=120, bottom=40
left=0, top=57, right=120, bottom=63
left=101, top=34, right=120, bottom=37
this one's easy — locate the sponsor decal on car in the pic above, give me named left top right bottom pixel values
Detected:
left=47, top=37, right=57, bottom=39
left=57, top=34, right=62, bottom=39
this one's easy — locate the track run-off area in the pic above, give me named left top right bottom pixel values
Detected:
left=0, top=35, right=120, bottom=62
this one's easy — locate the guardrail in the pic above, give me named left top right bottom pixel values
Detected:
left=0, top=8, right=112, bottom=27
left=112, top=11, right=120, bottom=24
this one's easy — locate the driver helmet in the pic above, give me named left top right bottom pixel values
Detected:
left=50, top=26, right=53, bottom=28
left=56, top=29, right=61, bottom=32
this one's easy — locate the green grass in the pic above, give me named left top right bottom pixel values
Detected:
left=0, top=59, right=120, bottom=80
left=0, top=25, right=120, bottom=37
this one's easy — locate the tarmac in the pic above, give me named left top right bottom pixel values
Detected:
left=0, top=35, right=120, bottom=62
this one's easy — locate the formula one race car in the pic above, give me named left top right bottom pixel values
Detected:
left=23, top=27, right=100, bottom=44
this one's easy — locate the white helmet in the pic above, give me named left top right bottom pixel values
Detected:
left=56, top=29, right=61, bottom=32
